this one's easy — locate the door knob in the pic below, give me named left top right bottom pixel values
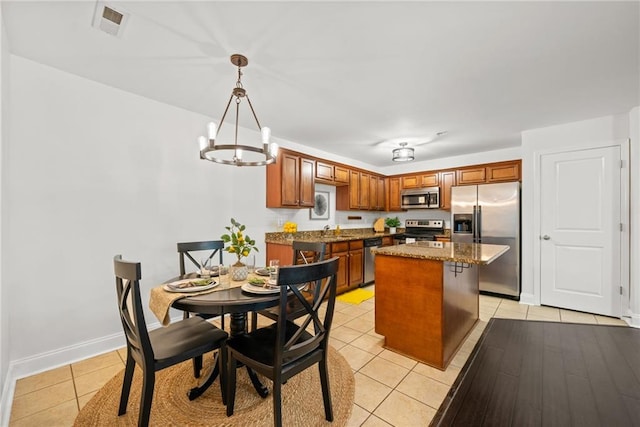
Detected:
left=542, top=235, right=551, bottom=240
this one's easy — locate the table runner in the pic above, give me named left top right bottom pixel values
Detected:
left=149, top=273, right=265, bottom=326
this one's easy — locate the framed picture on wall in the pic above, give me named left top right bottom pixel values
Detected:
left=310, top=191, right=330, bottom=220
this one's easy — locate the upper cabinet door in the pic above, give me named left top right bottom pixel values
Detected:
left=487, top=162, right=520, bottom=182
left=377, top=177, right=386, bottom=211
left=315, top=161, right=334, bottom=182
left=439, top=170, right=456, bottom=210
left=281, top=153, right=301, bottom=206
left=334, top=166, right=350, bottom=184
left=359, top=172, right=370, bottom=209
left=389, top=177, right=402, bottom=211
left=299, top=158, right=315, bottom=206
left=457, top=167, right=487, bottom=185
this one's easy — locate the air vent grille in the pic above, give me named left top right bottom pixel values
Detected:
left=92, top=2, right=129, bottom=38
left=102, top=7, right=123, bottom=25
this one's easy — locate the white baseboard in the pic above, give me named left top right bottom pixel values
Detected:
left=519, top=292, right=537, bottom=306
left=628, top=312, right=640, bottom=328
left=0, top=315, right=182, bottom=425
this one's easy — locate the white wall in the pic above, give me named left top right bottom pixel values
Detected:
left=6, top=56, right=261, bottom=376
left=630, top=106, right=639, bottom=326
left=520, top=114, right=633, bottom=316
left=0, top=2, right=9, bottom=404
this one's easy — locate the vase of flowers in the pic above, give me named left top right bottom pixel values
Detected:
left=385, top=216, right=401, bottom=234
left=221, top=218, right=258, bottom=281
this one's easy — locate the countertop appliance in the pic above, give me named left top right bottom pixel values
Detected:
left=401, top=187, right=440, bottom=209
left=451, top=182, right=520, bottom=298
left=394, top=219, right=445, bottom=244
left=363, top=237, right=382, bottom=285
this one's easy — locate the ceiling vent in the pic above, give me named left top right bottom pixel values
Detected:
left=92, top=2, right=129, bottom=38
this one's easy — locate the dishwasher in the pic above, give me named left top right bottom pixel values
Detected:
left=363, top=237, right=382, bottom=285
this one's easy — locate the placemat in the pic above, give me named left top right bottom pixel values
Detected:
left=149, top=274, right=264, bottom=326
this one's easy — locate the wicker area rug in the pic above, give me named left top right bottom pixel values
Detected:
left=74, top=347, right=354, bottom=426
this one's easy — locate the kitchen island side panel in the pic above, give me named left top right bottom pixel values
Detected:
left=375, top=255, right=445, bottom=367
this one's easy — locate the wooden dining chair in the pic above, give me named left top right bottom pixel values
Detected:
left=226, top=257, right=340, bottom=427
left=113, top=255, right=228, bottom=427
left=177, top=240, right=224, bottom=276
left=256, top=241, right=327, bottom=326
left=177, top=240, right=226, bottom=377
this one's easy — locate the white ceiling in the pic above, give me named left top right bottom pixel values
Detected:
left=2, top=1, right=639, bottom=167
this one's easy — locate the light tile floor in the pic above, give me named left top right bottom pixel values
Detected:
left=9, top=290, right=629, bottom=426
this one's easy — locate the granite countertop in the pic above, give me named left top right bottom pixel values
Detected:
left=265, top=228, right=405, bottom=245
left=371, top=241, right=509, bottom=265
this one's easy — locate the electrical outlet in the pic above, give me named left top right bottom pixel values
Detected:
left=277, top=217, right=284, bottom=227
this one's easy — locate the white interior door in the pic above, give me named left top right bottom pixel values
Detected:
left=540, top=146, right=621, bottom=316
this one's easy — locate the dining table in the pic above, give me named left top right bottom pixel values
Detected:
left=149, top=269, right=281, bottom=400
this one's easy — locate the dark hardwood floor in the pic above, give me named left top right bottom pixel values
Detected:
left=431, top=318, right=640, bottom=427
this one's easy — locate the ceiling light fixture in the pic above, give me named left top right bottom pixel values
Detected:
left=198, top=54, right=278, bottom=166
left=392, top=142, right=415, bottom=162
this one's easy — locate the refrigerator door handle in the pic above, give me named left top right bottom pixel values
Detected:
left=472, top=205, right=477, bottom=242
left=477, top=205, right=482, bottom=242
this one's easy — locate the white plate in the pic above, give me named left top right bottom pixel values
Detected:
left=241, top=282, right=280, bottom=294
left=255, top=268, right=271, bottom=277
left=163, top=279, right=218, bottom=293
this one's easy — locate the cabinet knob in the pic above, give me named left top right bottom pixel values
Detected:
left=542, top=235, right=551, bottom=240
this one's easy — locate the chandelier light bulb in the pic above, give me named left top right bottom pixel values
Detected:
left=207, top=122, right=217, bottom=141
left=198, top=136, right=207, bottom=150
left=261, top=126, right=271, bottom=144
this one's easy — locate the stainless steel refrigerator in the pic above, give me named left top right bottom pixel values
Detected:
left=451, top=182, right=520, bottom=298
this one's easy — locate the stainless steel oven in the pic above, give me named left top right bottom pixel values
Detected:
left=402, top=219, right=445, bottom=242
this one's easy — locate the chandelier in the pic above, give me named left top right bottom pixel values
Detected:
left=198, top=54, right=278, bottom=166
left=392, top=142, right=415, bottom=162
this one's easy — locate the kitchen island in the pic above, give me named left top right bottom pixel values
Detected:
left=372, top=241, right=509, bottom=370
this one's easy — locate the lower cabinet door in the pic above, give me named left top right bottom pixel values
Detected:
left=348, top=249, right=364, bottom=287
left=335, top=251, right=349, bottom=293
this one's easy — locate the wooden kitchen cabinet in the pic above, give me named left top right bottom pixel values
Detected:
left=337, top=170, right=371, bottom=210
left=402, top=172, right=438, bottom=189
left=456, top=160, right=521, bottom=186
left=457, top=167, right=486, bottom=185
left=266, top=149, right=315, bottom=208
left=266, top=243, right=294, bottom=266
left=334, top=166, right=349, bottom=184
left=388, top=177, right=402, bottom=211
left=439, top=170, right=456, bottom=210
left=381, top=236, right=394, bottom=247
left=330, top=240, right=364, bottom=294
left=369, top=175, right=386, bottom=211
left=358, top=172, right=370, bottom=209
left=315, top=161, right=350, bottom=186
left=377, top=177, right=386, bottom=211
left=487, top=161, right=520, bottom=182
left=315, top=161, right=334, bottom=182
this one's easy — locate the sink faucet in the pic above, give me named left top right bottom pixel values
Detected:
left=322, top=225, right=331, bottom=236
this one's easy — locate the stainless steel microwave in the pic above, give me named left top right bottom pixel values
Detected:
left=401, top=187, right=440, bottom=209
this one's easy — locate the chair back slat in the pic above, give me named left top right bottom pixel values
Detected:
left=274, top=257, right=339, bottom=365
left=291, top=241, right=326, bottom=265
left=113, top=255, right=154, bottom=366
left=177, top=240, right=224, bottom=275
